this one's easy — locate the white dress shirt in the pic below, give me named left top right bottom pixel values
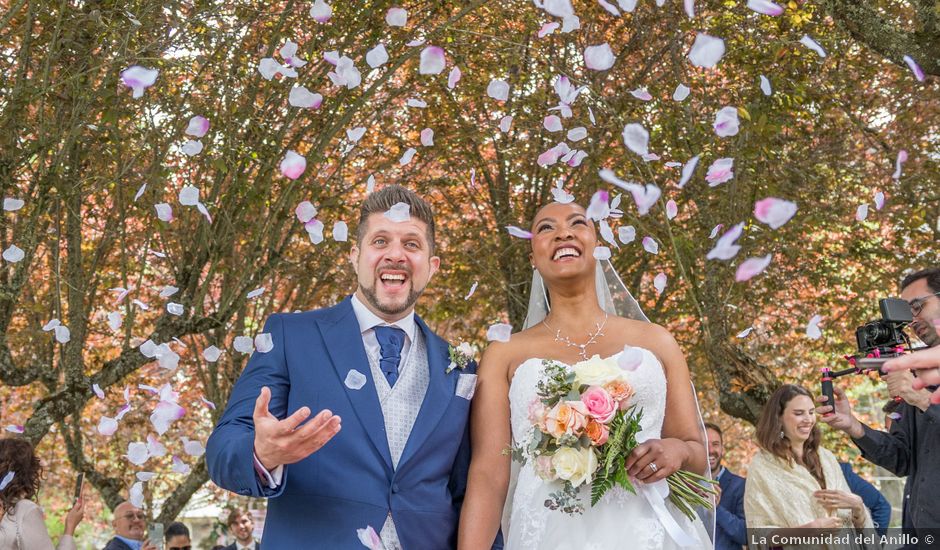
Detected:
left=255, top=295, right=417, bottom=488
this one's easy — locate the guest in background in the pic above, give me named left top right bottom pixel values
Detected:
left=0, top=438, right=85, bottom=550
left=839, top=462, right=891, bottom=536
left=103, top=500, right=157, bottom=550
left=165, top=521, right=192, bottom=550
left=223, top=508, right=260, bottom=550
left=705, top=423, right=746, bottom=550
left=745, top=385, right=872, bottom=545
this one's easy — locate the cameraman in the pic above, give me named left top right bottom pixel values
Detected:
left=819, top=268, right=940, bottom=537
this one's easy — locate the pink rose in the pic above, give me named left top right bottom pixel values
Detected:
left=545, top=401, right=589, bottom=438
left=534, top=455, right=557, bottom=481
left=528, top=399, right=547, bottom=428
left=581, top=385, right=617, bottom=423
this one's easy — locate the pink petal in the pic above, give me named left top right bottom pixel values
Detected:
left=903, top=55, right=926, bottom=82
left=150, top=401, right=185, bottom=435
left=586, top=190, right=611, bottom=221
left=309, top=0, right=332, bottom=22
left=538, top=22, right=560, bottom=37
left=707, top=223, right=743, bottom=260
left=713, top=106, right=740, bottom=137
left=543, top=115, right=563, bottom=132
left=280, top=151, right=307, bottom=180
left=356, top=526, right=385, bottom=550
left=642, top=236, right=659, bottom=254
left=653, top=272, right=667, bottom=294
left=386, top=7, right=407, bottom=26
left=505, top=226, right=533, bottom=239
left=448, top=66, right=461, bottom=89
left=630, top=87, right=653, bottom=101
left=621, top=123, right=649, bottom=155
left=420, top=128, right=434, bottom=147
left=735, top=254, right=772, bottom=282
left=185, top=116, right=210, bottom=137
left=121, top=66, right=159, bottom=98
left=754, top=197, right=797, bottom=229
left=705, top=158, right=734, bottom=186
left=665, top=200, right=678, bottom=220
left=584, top=43, right=615, bottom=71
left=688, top=34, right=725, bottom=68
left=419, top=46, right=446, bottom=75
left=5, top=425, right=24, bottom=434
left=892, top=149, right=908, bottom=179
left=746, top=0, right=784, bottom=16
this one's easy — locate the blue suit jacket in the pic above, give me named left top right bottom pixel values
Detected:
left=715, top=468, right=747, bottom=550
left=206, top=298, right=487, bottom=549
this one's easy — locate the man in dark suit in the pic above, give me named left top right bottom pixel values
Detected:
left=221, top=508, right=260, bottom=550
left=102, top=501, right=157, bottom=550
left=705, top=423, right=746, bottom=550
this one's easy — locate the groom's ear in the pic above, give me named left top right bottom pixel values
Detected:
left=348, top=245, right=360, bottom=275
left=429, top=255, right=441, bottom=278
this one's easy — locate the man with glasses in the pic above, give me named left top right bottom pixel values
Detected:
left=819, top=267, right=940, bottom=540
left=103, top=501, right=157, bottom=550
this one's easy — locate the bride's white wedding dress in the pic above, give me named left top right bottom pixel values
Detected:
left=503, top=348, right=713, bottom=550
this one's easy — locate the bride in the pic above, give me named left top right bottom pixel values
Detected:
left=458, top=201, right=713, bottom=549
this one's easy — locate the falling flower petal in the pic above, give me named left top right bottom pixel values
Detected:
left=384, top=202, right=411, bottom=223
left=280, top=151, right=306, bottom=180
left=653, top=272, right=667, bottom=294
left=684, top=0, right=695, bottom=17
left=332, top=220, right=348, bottom=242
left=618, top=225, right=636, bottom=244
left=258, top=58, right=297, bottom=80
left=357, top=526, right=385, bottom=550
left=678, top=155, right=700, bottom=188
left=709, top=224, right=724, bottom=239
left=874, top=191, right=885, bottom=210
left=754, top=197, right=797, bottom=229
left=179, top=185, right=199, bottom=206
left=151, top=401, right=185, bottom=435
left=622, top=123, right=649, bottom=156
left=673, top=84, right=691, bottom=101
left=707, top=222, right=743, bottom=260
left=892, top=150, right=907, bottom=179
left=419, top=46, right=446, bottom=75
left=737, top=327, right=754, bottom=338
left=746, top=0, right=784, bottom=16
left=181, top=140, right=203, bottom=156
left=0, top=472, right=14, bottom=491
left=486, top=322, right=513, bottom=342
left=166, top=302, right=184, bottom=316
left=540, top=115, right=561, bottom=133
left=386, top=7, right=407, bottom=26
left=538, top=22, right=560, bottom=37
left=586, top=190, right=611, bottom=221
left=487, top=79, right=510, bottom=101
left=806, top=314, right=823, bottom=340
left=903, top=55, right=926, bottom=82
left=618, top=346, right=644, bottom=371
left=289, top=86, right=323, bottom=109
left=97, top=416, right=118, bottom=436
left=5, top=425, right=23, bottom=434
left=328, top=56, right=361, bottom=89
left=735, top=254, right=772, bottom=282
left=134, top=183, right=146, bottom=202
left=713, top=106, right=740, bottom=137
left=3, top=198, right=24, bottom=211
left=2, top=245, right=24, bottom=263
left=182, top=437, right=206, bottom=457
left=127, top=442, right=150, bottom=466
left=583, top=43, right=615, bottom=71
left=642, top=236, right=659, bottom=254
left=447, top=66, right=462, bottom=90
left=129, top=482, right=145, bottom=508
left=630, top=87, right=653, bottom=101
left=666, top=200, right=678, bottom=220
left=399, top=147, right=417, bottom=166
left=54, top=325, right=70, bottom=344
left=233, top=336, right=254, bottom=354
left=505, top=226, right=533, bottom=239
left=364, top=44, right=389, bottom=69
left=705, top=158, right=734, bottom=186
left=800, top=35, right=827, bottom=58
left=566, top=127, right=587, bottom=142
left=593, top=246, right=611, bottom=260
left=200, top=397, right=216, bottom=409
left=202, top=345, right=222, bottom=362
left=295, top=201, right=317, bottom=223
left=688, top=34, right=725, bottom=68
left=464, top=282, right=478, bottom=301
left=121, top=66, right=159, bottom=98
left=255, top=333, right=274, bottom=353
left=759, top=75, right=772, bottom=96
left=185, top=116, right=210, bottom=138
left=309, top=0, right=332, bottom=22
left=598, top=0, right=620, bottom=15
left=172, top=456, right=192, bottom=475
left=107, top=311, right=122, bottom=331
left=856, top=204, right=869, bottom=222
left=420, top=128, right=434, bottom=146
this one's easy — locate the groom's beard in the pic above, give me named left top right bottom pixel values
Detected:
left=360, top=280, right=424, bottom=317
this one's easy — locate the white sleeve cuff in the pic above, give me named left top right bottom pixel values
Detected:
left=253, top=453, right=283, bottom=489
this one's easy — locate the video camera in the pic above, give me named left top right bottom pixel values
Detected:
left=821, top=298, right=914, bottom=413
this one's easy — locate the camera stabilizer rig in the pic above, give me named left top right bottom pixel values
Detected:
left=821, top=298, right=914, bottom=415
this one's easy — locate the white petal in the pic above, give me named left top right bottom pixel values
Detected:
left=288, top=86, right=323, bottom=109
left=2, top=245, right=24, bottom=263
left=309, top=0, right=333, bottom=22
left=184, top=116, right=210, bottom=137
left=673, top=84, right=691, bottom=101
left=399, top=147, right=417, bottom=165
left=642, top=236, right=659, bottom=254
left=666, top=200, right=678, bottom=220
left=3, top=198, right=24, bottom=211
left=126, top=442, right=150, bottom=466
left=653, top=272, right=667, bottom=294
left=678, top=155, right=700, bottom=188
left=154, top=203, right=173, bottom=222
left=621, top=123, right=649, bottom=155
left=166, top=302, right=184, bottom=316
left=448, top=66, right=462, bottom=89
left=419, top=46, right=446, bottom=75
left=505, top=226, right=533, bottom=239
left=183, top=438, right=206, bottom=457
left=54, top=325, right=71, bottom=344
left=737, top=327, right=755, bottom=338
left=255, top=333, right=274, bottom=353
left=759, top=75, right=772, bottom=96
left=856, top=204, right=869, bottom=221
left=384, top=202, right=411, bottom=223
left=202, top=345, right=222, bottom=362
left=618, top=225, right=636, bottom=244
left=233, top=335, right=254, bottom=353
left=179, top=185, right=199, bottom=206
left=747, top=0, right=784, bottom=15
left=688, top=34, right=725, bottom=68
left=593, top=246, right=611, bottom=260
left=800, top=35, right=827, bottom=58
left=806, top=314, right=824, bottom=340
left=129, top=482, right=145, bottom=507
left=499, top=116, right=513, bottom=133
left=543, top=115, right=563, bottom=132
left=332, top=220, right=348, bottom=241
left=713, top=106, right=740, bottom=137
left=567, top=127, right=587, bottom=141
left=487, top=79, right=510, bottom=101
left=97, top=416, right=118, bottom=436
left=346, top=126, right=366, bottom=143
left=486, top=322, right=513, bottom=342
left=386, top=7, right=407, bottom=26
left=366, top=44, right=389, bottom=68
left=420, top=128, right=434, bottom=147
left=107, top=311, right=123, bottom=331
left=583, top=43, right=615, bottom=71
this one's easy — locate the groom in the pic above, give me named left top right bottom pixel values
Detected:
left=207, top=185, right=493, bottom=549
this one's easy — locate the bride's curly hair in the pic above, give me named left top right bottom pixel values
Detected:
left=755, top=384, right=827, bottom=489
left=0, top=438, right=43, bottom=513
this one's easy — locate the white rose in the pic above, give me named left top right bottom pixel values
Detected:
left=573, top=354, right=622, bottom=387
left=551, top=446, right=598, bottom=488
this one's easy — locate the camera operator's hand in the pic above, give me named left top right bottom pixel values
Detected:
left=884, top=370, right=932, bottom=411
left=884, top=348, right=940, bottom=405
left=816, top=385, right=865, bottom=439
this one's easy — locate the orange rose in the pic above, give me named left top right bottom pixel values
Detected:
left=605, top=380, right=635, bottom=409
left=585, top=419, right=610, bottom=446
left=545, top=401, right=589, bottom=438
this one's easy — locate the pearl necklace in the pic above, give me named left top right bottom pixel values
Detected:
left=542, top=312, right=609, bottom=361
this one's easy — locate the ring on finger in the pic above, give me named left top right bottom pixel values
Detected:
left=648, top=462, right=658, bottom=473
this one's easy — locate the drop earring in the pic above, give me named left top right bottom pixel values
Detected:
left=779, top=430, right=785, bottom=439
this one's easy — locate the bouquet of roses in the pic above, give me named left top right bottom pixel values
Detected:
left=510, top=354, right=715, bottom=518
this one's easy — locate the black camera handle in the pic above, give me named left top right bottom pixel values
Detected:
left=821, top=345, right=909, bottom=415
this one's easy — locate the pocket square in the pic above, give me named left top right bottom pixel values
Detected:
left=344, top=369, right=367, bottom=390
left=456, top=373, right=477, bottom=400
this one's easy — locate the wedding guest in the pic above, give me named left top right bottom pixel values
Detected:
left=165, top=521, right=192, bottom=550
left=222, top=508, right=260, bottom=550
left=839, top=462, right=891, bottom=536
left=745, top=385, right=872, bottom=542
left=103, top=500, right=157, bottom=550
left=0, top=438, right=85, bottom=550
left=705, top=423, right=746, bottom=550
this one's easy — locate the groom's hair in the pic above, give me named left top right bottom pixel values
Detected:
left=357, top=184, right=436, bottom=253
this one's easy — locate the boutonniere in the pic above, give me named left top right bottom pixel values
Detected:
left=447, top=342, right=475, bottom=374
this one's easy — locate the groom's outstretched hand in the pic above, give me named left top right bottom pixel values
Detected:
left=253, top=386, right=342, bottom=470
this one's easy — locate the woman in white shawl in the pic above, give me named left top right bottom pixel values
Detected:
left=744, top=384, right=873, bottom=548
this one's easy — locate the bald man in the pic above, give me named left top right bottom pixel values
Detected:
left=103, top=501, right=157, bottom=550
